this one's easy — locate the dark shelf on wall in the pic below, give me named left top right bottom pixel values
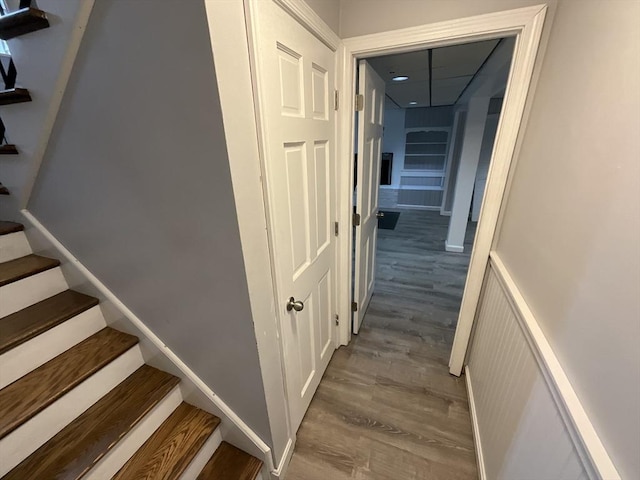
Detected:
left=0, top=88, right=31, bottom=105
left=0, top=144, right=18, bottom=154
left=0, top=7, right=49, bottom=40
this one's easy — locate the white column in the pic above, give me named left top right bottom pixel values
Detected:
left=445, top=96, right=490, bottom=253
left=440, top=109, right=465, bottom=216
left=471, top=114, right=499, bottom=222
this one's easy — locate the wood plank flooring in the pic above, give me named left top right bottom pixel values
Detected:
left=286, top=209, right=478, bottom=480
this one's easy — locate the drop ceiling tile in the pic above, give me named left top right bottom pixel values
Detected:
left=366, top=38, right=502, bottom=109
left=432, top=39, right=498, bottom=70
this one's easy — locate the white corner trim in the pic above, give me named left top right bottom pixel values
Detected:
left=464, top=366, right=486, bottom=480
left=19, top=0, right=96, bottom=209
left=444, top=241, right=464, bottom=253
left=271, top=0, right=340, bottom=51
left=205, top=0, right=291, bottom=471
left=19, top=208, right=274, bottom=472
left=489, top=252, right=621, bottom=480
left=270, top=437, right=295, bottom=479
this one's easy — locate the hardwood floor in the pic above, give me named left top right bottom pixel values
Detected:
left=286, top=209, right=478, bottom=480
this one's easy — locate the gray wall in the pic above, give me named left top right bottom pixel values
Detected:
left=304, top=0, right=340, bottom=33
left=496, top=1, right=640, bottom=477
left=28, top=0, right=272, bottom=446
left=339, top=0, right=556, bottom=38
left=0, top=0, right=84, bottom=219
left=405, top=105, right=453, bottom=129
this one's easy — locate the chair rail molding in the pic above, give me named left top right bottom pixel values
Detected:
left=466, top=251, right=620, bottom=480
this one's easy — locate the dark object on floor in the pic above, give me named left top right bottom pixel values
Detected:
left=378, top=211, right=400, bottom=230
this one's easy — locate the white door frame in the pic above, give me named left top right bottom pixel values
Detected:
left=336, top=4, right=549, bottom=375
left=204, top=0, right=341, bottom=475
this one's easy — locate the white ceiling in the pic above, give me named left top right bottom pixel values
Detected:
left=367, top=39, right=501, bottom=109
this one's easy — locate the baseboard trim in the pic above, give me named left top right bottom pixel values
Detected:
left=20, top=209, right=275, bottom=472
left=464, top=365, right=486, bottom=480
left=445, top=241, right=464, bottom=253
left=489, top=252, right=620, bottom=480
left=270, top=437, right=295, bottom=479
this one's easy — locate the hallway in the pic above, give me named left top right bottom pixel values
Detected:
left=286, top=209, right=478, bottom=479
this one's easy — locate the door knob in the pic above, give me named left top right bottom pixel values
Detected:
left=376, top=211, right=385, bottom=218
left=286, top=297, right=304, bottom=312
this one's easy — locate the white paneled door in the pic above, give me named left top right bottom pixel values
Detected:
left=353, top=60, right=385, bottom=333
left=248, top=0, right=337, bottom=431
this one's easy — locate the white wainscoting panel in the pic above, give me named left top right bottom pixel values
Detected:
left=466, top=256, right=619, bottom=480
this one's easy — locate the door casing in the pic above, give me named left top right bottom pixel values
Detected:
left=336, top=4, right=550, bottom=376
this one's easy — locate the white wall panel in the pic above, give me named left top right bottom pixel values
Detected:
left=467, top=260, right=599, bottom=479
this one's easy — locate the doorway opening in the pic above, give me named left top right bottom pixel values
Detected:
left=350, top=39, right=514, bottom=368
left=337, top=6, right=547, bottom=377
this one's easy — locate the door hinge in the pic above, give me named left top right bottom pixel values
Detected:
left=352, top=212, right=361, bottom=226
left=335, top=314, right=339, bottom=326
left=355, top=94, right=364, bottom=111
left=334, top=90, right=339, bottom=111
left=351, top=301, right=358, bottom=312
left=334, top=221, right=339, bottom=236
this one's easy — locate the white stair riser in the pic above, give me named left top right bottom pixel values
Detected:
left=178, top=426, right=223, bottom=480
left=0, top=232, right=32, bottom=263
left=0, top=345, right=144, bottom=476
left=0, top=306, right=107, bottom=389
left=85, top=386, right=183, bottom=479
left=0, top=267, right=68, bottom=317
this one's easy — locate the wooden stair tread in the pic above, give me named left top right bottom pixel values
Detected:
left=0, top=145, right=18, bottom=155
left=0, top=88, right=31, bottom=105
left=0, top=7, right=49, bottom=40
left=0, top=221, right=23, bottom=236
left=197, top=442, right=263, bottom=480
left=113, top=403, right=220, bottom=480
left=3, top=365, right=180, bottom=480
left=0, top=327, right=138, bottom=439
left=0, top=290, right=99, bottom=355
left=0, top=182, right=10, bottom=193
left=0, top=254, right=60, bottom=287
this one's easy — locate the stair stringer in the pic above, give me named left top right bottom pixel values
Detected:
left=20, top=208, right=275, bottom=477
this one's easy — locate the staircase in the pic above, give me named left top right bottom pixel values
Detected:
left=0, top=221, right=264, bottom=479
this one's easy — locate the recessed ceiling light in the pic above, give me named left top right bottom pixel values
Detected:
left=391, top=75, right=409, bottom=81
left=409, top=101, right=417, bottom=105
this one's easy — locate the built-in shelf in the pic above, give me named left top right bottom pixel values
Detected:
left=402, top=127, right=451, bottom=208
left=0, top=7, right=49, bottom=40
